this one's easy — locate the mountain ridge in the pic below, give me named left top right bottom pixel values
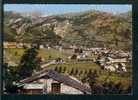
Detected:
left=4, top=10, right=132, bottom=50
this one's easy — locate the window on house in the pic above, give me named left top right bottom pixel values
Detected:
left=51, top=83, right=61, bottom=94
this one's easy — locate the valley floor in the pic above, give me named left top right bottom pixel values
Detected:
left=4, top=48, right=132, bottom=91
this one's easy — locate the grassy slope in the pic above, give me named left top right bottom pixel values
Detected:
left=4, top=48, right=73, bottom=63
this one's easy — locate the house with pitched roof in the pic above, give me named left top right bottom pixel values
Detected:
left=17, top=70, right=91, bottom=94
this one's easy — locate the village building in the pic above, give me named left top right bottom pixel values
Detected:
left=106, top=57, right=127, bottom=63
left=4, top=42, right=17, bottom=48
left=16, top=43, right=24, bottom=48
left=17, top=70, right=91, bottom=94
left=39, top=45, right=45, bottom=49
left=74, top=48, right=83, bottom=54
left=4, top=42, right=32, bottom=49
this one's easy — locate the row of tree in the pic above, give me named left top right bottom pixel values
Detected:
left=54, top=66, right=95, bottom=76
left=54, top=66, right=132, bottom=94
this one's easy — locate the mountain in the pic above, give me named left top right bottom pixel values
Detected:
left=4, top=10, right=132, bottom=50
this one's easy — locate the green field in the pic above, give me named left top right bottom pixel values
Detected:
left=4, top=48, right=73, bottom=63
left=4, top=48, right=132, bottom=88
left=46, top=62, right=132, bottom=87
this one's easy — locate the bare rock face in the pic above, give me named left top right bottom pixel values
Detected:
left=17, top=23, right=26, bottom=35
left=54, top=20, right=72, bottom=38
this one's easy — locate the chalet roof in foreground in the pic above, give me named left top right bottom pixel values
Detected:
left=19, top=69, right=91, bottom=94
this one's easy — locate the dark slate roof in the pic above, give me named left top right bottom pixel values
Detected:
left=20, top=69, right=91, bottom=94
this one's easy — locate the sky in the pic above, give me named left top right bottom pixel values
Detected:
left=4, top=4, right=132, bottom=16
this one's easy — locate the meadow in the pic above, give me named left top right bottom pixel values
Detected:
left=4, top=48, right=132, bottom=89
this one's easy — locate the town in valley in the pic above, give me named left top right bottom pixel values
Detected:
left=3, top=4, right=132, bottom=95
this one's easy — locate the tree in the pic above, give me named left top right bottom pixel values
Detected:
left=18, top=47, right=41, bottom=79
left=54, top=66, right=58, bottom=72
left=87, top=70, right=99, bottom=94
left=125, top=85, right=132, bottom=94
left=88, top=69, right=92, bottom=76
left=78, top=70, right=83, bottom=76
left=58, top=67, right=62, bottom=73
left=70, top=68, right=75, bottom=75
left=92, top=83, right=104, bottom=94
left=102, top=81, right=126, bottom=94
left=84, top=70, right=88, bottom=75
left=63, top=67, right=66, bottom=73
left=3, top=63, right=20, bottom=94
left=74, top=69, right=79, bottom=75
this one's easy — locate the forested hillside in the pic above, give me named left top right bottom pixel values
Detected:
left=4, top=10, right=132, bottom=50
